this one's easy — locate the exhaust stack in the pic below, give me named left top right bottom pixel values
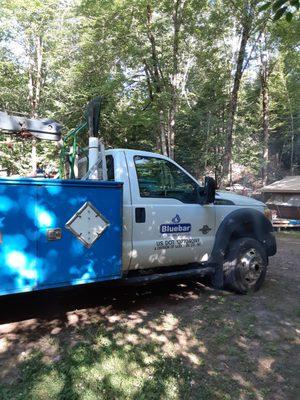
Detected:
left=87, top=97, right=107, bottom=180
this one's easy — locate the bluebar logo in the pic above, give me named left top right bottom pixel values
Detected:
left=160, top=223, right=191, bottom=234
left=172, top=214, right=181, bottom=223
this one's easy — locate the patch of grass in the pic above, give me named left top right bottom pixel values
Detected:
left=234, top=314, right=260, bottom=339
left=0, top=328, right=197, bottom=400
left=213, top=325, right=234, bottom=345
left=232, top=302, right=242, bottom=312
left=259, top=387, right=271, bottom=397
left=275, top=230, right=300, bottom=239
left=264, top=342, right=279, bottom=356
left=1, top=236, right=299, bottom=400
left=227, top=346, right=241, bottom=357
left=243, top=314, right=257, bottom=325
left=217, top=297, right=226, bottom=305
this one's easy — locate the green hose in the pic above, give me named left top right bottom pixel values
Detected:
left=59, top=122, right=87, bottom=179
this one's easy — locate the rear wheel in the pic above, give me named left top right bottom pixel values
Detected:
left=223, top=237, right=267, bottom=294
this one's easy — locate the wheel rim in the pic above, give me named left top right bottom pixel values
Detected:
left=239, top=248, right=264, bottom=288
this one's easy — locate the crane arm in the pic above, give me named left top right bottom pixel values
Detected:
left=0, top=111, right=62, bottom=141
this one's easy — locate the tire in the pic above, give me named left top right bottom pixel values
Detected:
left=223, top=237, right=268, bottom=294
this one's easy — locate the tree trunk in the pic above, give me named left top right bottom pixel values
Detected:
left=289, top=106, right=295, bottom=176
left=28, top=57, right=35, bottom=116
left=167, top=0, right=185, bottom=159
left=27, top=34, right=44, bottom=173
left=166, top=108, right=175, bottom=159
left=145, top=4, right=168, bottom=155
left=203, top=111, right=211, bottom=172
left=223, top=4, right=252, bottom=184
left=283, top=75, right=295, bottom=175
left=260, top=63, right=269, bottom=186
left=159, top=110, right=168, bottom=156
left=35, top=35, right=43, bottom=116
left=145, top=1, right=185, bottom=158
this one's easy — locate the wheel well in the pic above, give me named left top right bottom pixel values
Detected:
left=225, top=222, right=259, bottom=256
left=230, top=221, right=257, bottom=241
left=210, top=208, right=276, bottom=264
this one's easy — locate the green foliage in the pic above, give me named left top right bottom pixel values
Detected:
left=0, top=0, right=298, bottom=181
left=259, top=0, right=300, bottom=21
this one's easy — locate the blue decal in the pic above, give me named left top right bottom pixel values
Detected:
left=160, top=215, right=191, bottom=234
left=172, top=214, right=181, bottom=223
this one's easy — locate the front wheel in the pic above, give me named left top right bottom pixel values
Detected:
left=223, top=237, right=268, bottom=294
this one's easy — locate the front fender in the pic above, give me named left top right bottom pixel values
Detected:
left=209, top=208, right=276, bottom=265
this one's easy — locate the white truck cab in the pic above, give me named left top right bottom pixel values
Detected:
left=79, top=148, right=276, bottom=294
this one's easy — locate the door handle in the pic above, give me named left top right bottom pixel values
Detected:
left=135, top=208, right=146, bottom=223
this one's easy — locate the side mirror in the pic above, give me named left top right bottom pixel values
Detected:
left=203, top=176, right=216, bottom=204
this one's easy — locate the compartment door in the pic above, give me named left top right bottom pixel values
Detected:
left=36, top=182, right=122, bottom=289
left=0, top=183, right=38, bottom=295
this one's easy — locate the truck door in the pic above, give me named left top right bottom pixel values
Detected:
left=127, top=152, right=216, bottom=270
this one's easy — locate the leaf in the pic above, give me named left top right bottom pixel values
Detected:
left=272, top=0, right=287, bottom=11
left=273, top=6, right=288, bottom=19
left=290, top=0, right=300, bottom=9
left=258, top=1, right=272, bottom=11
left=285, top=11, right=293, bottom=20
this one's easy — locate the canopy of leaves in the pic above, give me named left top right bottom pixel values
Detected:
left=0, top=0, right=299, bottom=184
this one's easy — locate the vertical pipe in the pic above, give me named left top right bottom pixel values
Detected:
left=100, top=139, right=107, bottom=180
left=74, top=154, right=79, bottom=179
left=88, top=137, right=99, bottom=179
left=32, top=139, right=37, bottom=175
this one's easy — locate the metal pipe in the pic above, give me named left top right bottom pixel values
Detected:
left=88, top=137, right=99, bottom=179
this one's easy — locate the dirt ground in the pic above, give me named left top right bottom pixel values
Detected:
left=0, top=234, right=299, bottom=400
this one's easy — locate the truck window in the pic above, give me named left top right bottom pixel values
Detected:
left=77, top=155, right=114, bottom=180
left=106, top=155, right=114, bottom=181
left=134, top=156, right=199, bottom=203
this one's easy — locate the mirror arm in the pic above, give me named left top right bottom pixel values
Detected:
left=196, top=186, right=205, bottom=205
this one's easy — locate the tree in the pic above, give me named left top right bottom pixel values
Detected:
left=0, top=0, right=297, bottom=182
left=259, top=0, right=300, bottom=21
left=259, top=33, right=272, bottom=185
left=0, top=0, right=74, bottom=174
left=223, top=0, right=259, bottom=184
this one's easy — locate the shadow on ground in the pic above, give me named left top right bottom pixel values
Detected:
left=0, top=236, right=299, bottom=400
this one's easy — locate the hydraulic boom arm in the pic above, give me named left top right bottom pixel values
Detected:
left=0, top=111, right=62, bottom=141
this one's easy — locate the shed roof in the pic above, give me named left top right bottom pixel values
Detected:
left=261, top=176, right=300, bottom=193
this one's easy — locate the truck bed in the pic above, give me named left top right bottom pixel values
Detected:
left=0, top=178, right=123, bottom=296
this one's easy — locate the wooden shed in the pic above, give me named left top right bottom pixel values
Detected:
left=261, top=176, right=300, bottom=227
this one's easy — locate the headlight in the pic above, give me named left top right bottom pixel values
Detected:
left=264, top=207, right=273, bottom=221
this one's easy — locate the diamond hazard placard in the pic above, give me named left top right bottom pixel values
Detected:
left=65, top=202, right=109, bottom=248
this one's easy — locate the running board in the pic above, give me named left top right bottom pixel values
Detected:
left=122, top=266, right=215, bottom=286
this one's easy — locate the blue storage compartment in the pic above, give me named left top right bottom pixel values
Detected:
left=0, top=178, right=123, bottom=296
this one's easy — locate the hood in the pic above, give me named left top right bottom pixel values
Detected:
left=216, top=191, right=265, bottom=207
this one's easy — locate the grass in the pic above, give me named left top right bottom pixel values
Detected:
left=275, top=230, right=300, bottom=239
left=0, top=235, right=299, bottom=399
left=0, top=334, right=192, bottom=400
left=0, top=306, right=263, bottom=400
left=0, top=300, right=297, bottom=400
left=1, top=302, right=293, bottom=400
left=0, top=329, right=237, bottom=400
